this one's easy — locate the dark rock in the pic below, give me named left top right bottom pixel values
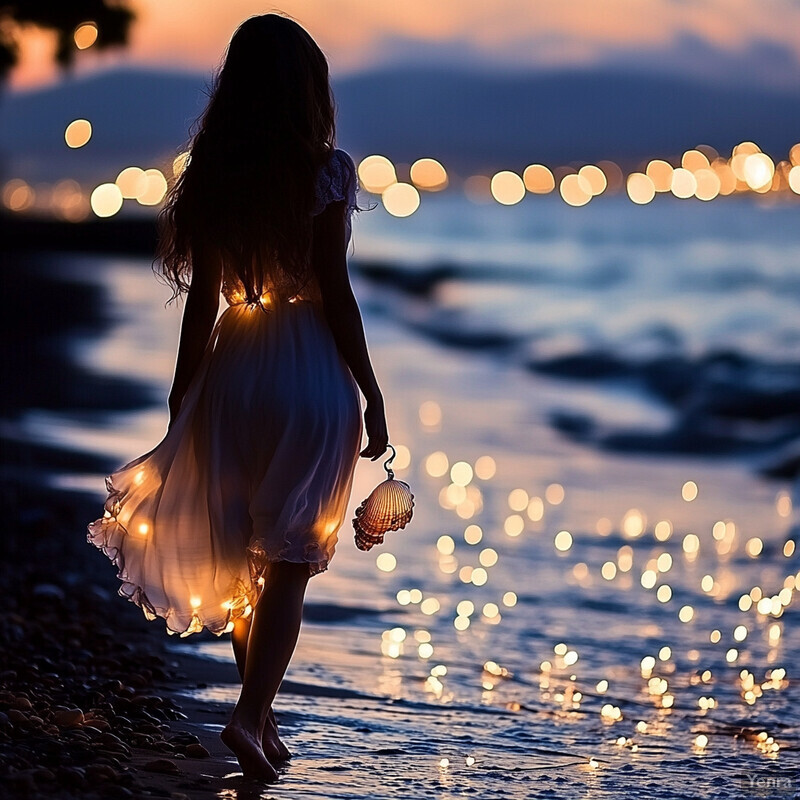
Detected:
left=184, top=743, right=210, bottom=758
left=143, top=758, right=180, bottom=774
left=54, top=708, right=84, bottom=727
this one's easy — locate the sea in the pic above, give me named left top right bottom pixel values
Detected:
left=19, top=192, right=800, bottom=798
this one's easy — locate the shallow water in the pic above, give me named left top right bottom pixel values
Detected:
left=19, top=196, right=800, bottom=797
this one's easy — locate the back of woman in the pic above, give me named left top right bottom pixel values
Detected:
left=88, top=13, right=389, bottom=782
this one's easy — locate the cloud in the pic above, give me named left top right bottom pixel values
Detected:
left=8, top=0, right=800, bottom=89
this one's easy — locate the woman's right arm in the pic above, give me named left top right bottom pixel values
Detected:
left=311, top=200, right=388, bottom=460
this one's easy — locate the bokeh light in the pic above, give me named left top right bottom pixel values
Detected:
left=73, top=22, right=98, bottom=50
left=579, top=165, right=607, bottom=196
left=358, top=155, right=397, bottom=194
left=115, top=167, right=147, bottom=199
left=646, top=160, right=674, bottom=192
left=490, top=171, right=525, bottom=205
left=136, top=169, right=168, bottom=206
left=559, top=174, right=592, bottom=206
left=64, top=119, right=92, bottom=148
left=2, top=179, right=35, bottom=211
left=523, top=164, right=555, bottom=194
left=90, top=183, right=123, bottom=218
left=410, top=158, right=448, bottom=191
left=382, top=182, right=420, bottom=217
left=671, top=168, right=697, bottom=199
left=694, top=169, right=721, bottom=201
left=743, top=153, right=775, bottom=191
left=627, top=172, right=655, bottom=204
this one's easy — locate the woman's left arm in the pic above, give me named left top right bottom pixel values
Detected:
left=167, top=252, right=221, bottom=427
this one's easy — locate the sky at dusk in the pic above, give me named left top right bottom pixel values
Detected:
left=9, top=0, right=800, bottom=90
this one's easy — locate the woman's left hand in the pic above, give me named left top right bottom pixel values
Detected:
left=360, top=401, right=388, bottom=460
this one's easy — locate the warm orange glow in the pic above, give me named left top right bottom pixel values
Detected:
left=2, top=179, right=35, bottom=211
left=711, top=159, right=738, bottom=195
left=743, top=153, right=775, bottom=190
left=790, top=144, right=800, bottom=167
left=671, top=168, right=697, bottom=198
left=694, top=168, right=721, bottom=201
left=65, top=119, right=92, bottom=148
left=382, top=182, right=420, bottom=216
left=425, top=451, right=448, bottom=477
left=473, top=455, right=496, bottom=480
left=579, top=165, right=607, bottom=196
left=682, top=149, right=710, bottom=172
left=73, top=22, right=98, bottom=50
left=559, top=174, right=592, bottom=206
left=90, top=183, right=123, bottom=217
left=410, top=158, right=448, bottom=191
left=789, top=165, right=800, bottom=194
left=523, top=164, right=555, bottom=194
left=116, top=167, right=148, bottom=199
left=626, top=172, right=655, bottom=204
left=733, top=141, right=761, bottom=157
left=52, top=179, right=87, bottom=221
left=137, top=169, right=168, bottom=206
left=491, top=171, right=525, bottom=205
left=646, top=160, right=673, bottom=192
left=554, top=530, right=573, bottom=551
left=358, top=155, right=397, bottom=194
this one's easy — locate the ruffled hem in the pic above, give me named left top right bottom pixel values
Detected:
left=87, top=476, right=328, bottom=638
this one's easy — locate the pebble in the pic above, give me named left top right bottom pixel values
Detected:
left=143, top=758, right=181, bottom=775
left=185, top=743, right=211, bottom=758
left=1, top=506, right=194, bottom=799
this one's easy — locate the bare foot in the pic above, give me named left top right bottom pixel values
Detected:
left=262, top=709, right=292, bottom=762
left=221, top=722, right=279, bottom=781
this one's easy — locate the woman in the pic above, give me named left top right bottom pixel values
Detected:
left=88, top=13, right=388, bottom=781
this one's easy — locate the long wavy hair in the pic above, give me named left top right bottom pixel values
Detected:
left=157, top=14, right=336, bottom=300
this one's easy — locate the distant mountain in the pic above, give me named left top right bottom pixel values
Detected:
left=335, top=68, right=800, bottom=170
left=1, top=66, right=799, bottom=182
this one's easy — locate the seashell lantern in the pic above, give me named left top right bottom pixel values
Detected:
left=353, top=445, right=414, bottom=551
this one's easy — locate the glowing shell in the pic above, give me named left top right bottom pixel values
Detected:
left=353, top=477, right=414, bottom=551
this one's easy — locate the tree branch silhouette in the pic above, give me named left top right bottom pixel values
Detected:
left=0, top=0, right=135, bottom=82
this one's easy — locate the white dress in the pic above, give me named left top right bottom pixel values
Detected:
left=88, top=149, right=363, bottom=637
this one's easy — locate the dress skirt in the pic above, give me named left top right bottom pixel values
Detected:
left=88, top=299, right=362, bottom=637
